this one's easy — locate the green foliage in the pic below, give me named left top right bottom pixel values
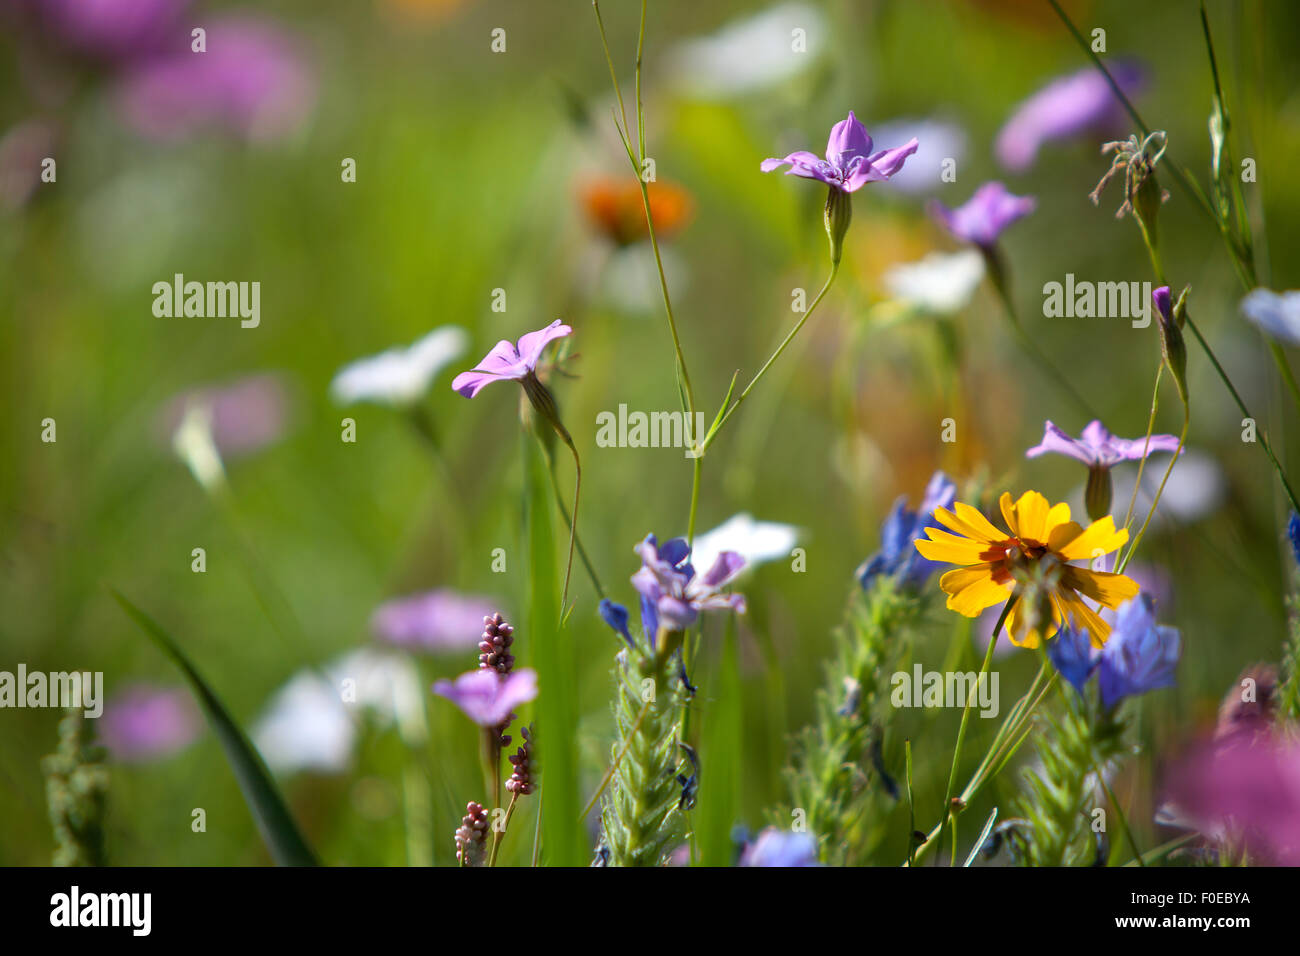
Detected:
left=42, top=710, right=110, bottom=867
left=782, top=577, right=921, bottom=865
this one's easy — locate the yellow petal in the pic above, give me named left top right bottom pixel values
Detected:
left=1047, top=520, right=1085, bottom=553
left=1004, top=598, right=1056, bottom=648
left=939, top=566, right=1012, bottom=617
left=1055, top=516, right=1129, bottom=562
left=1054, top=591, right=1112, bottom=647
left=935, top=501, right=1007, bottom=544
left=915, top=528, right=988, bottom=566
left=1009, top=490, right=1054, bottom=543
left=1062, top=567, right=1140, bottom=610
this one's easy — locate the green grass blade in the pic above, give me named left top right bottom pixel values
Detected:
left=110, top=588, right=318, bottom=866
left=522, top=435, right=585, bottom=865
left=698, top=618, right=742, bottom=865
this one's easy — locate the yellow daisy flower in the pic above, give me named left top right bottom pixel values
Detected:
left=914, top=490, right=1139, bottom=648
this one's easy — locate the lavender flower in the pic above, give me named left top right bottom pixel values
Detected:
left=162, top=373, right=290, bottom=459
left=931, top=182, right=1035, bottom=248
left=116, top=17, right=315, bottom=143
left=1097, top=595, right=1180, bottom=709
left=370, top=590, right=499, bottom=653
left=738, top=827, right=821, bottom=867
left=760, top=110, right=917, bottom=193
left=996, top=60, right=1145, bottom=172
left=98, top=684, right=200, bottom=762
left=1027, top=419, right=1181, bottom=469
left=432, top=668, right=537, bottom=728
left=1027, top=419, right=1181, bottom=520
left=1046, top=626, right=1098, bottom=695
left=631, top=534, right=746, bottom=638
left=857, top=471, right=956, bottom=592
left=1241, top=288, right=1300, bottom=346
left=6, top=0, right=189, bottom=62
left=451, top=320, right=572, bottom=398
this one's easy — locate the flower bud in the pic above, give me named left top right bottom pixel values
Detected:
left=1085, top=465, right=1113, bottom=522
left=1153, top=285, right=1189, bottom=408
left=824, top=185, right=852, bottom=266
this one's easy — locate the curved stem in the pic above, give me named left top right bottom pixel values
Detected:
left=701, top=263, right=839, bottom=454
left=545, top=446, right=604, bottom=598
left=1118, top=401, right=1188, bottom=573
left=1122, top=365, right=1164, bottom=533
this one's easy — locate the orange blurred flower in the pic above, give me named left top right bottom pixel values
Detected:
left=579, top=176, right=693, bottom=246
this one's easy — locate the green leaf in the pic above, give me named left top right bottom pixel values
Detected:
left=963, top=808, right=998, bottom=867
left=522, top=434, right=586, bottom=865
left=110, top=588, right=318, bottom=866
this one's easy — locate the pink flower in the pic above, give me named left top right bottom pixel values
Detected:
left=432, top=668, right=538, bottom=727
left=370, top=590, right=500, bottom=653
left=98, top=684, right=200, bottom=762
left=450, top=320, right=572, bottom=398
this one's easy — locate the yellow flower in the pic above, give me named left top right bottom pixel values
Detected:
left=914, top=490, right=1139, bottom=648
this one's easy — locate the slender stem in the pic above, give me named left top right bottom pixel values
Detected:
left=482, top=727, right=502, bottom=821
left=488, top=793, right=520, bottom=867
left=701, top=263, right=838, bottom=454
left=544, top=445, right=605, bottom=598
left=687, top=456, right=702, bottom=546
left=1118, top=403, right=1188, bottom=573
left=1123, top=365, right=1164, bottom=533
left=1268, top=341, right=1300, bottom=414
left=1184, top=314, right=1300, bottom=512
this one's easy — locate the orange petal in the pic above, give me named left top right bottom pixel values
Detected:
left=940, top=566, right=1012, bottom=617
left=1062, top=567, right=1140, bottom=610
left=915, top=528, right=988, bottom=566
left=935, top=501, right=1007, bottom=544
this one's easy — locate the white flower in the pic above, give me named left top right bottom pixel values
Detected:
left=666, top=3, right=827, bottom=99
left=329, top=326, right=468, bottom=406
left=883, top=249, right=985, bottom=315
left=253, top=649, right=425, bottom=775
left=691, top=513, right=800, bottom=576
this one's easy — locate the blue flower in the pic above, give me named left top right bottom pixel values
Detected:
left=857, top=471, right=956, bottom=591
left=1097, top=595, right=1180, bottom=709
left=738, top=827, right=821, bottom=867
left=1046, top=624, right=1098, bottom=694
left=1241, top=288, right=1300, bottom=346
left=1288, top=512, right=1300, bottom=566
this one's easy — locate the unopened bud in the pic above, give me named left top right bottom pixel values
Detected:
left=824, top=185, right=852, bottom=266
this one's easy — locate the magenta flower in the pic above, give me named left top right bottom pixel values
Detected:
left=370, top=590, right=500, bottom=653
left=1027, top=420, right=1181, bottom=469
left=3, top=0, right=189, bottom=62
left=931, top=182, right=1035, bottom=248
left=116, top=17, right=314, bottom=143
left=1165, top=733, right=1300, bottom=865
left=432, top=668, right=537, bottom=728
left=760, top=111, right=918, bottom=193
left=160, top=373, right=289, bottom=458
left=996, top=60, right=1145, bottom=172
left=98, top=684, right=201, bottom=762
left=451, top=320, right=572, bottom=398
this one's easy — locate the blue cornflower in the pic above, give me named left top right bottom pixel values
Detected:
left=1046, top=624, right=1098, bottom=694
left=1097, top=595, right=1180, bottom=709
left=857, top=471, right=956, bottom=592
left=1288, top=512, right=1300, bottom=566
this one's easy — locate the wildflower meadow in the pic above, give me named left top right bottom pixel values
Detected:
left=3, top=0, right=1300, bottom=926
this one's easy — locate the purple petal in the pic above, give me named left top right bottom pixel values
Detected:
left=370, top=589, right=498, bottom=652
left=515, top=319, right=572, bottom=370
left=451, top=369, right=510, bottom=398
left=849, top=137, right=919, bottom=189
left=825, top=111, right=872, bottom=168
left=696, top=550, right=745, bottom=590
left=1025, top=420, right=1096, bottom=465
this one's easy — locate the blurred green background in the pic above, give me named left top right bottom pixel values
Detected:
left=3, top=0, right=1299, bottom=865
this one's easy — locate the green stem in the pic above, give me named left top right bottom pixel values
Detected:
left=488, top=793, right=519, bottom=867
left=1118, top=401, right=1188, bottom=573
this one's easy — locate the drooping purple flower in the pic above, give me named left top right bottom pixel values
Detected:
left=97, top=684, right=201, bottom=762
left=1241, top=288, right=1300, bottom=346
left=632, top=534, right=746, bottom=638
left=370, top=590, right=500, bottom=653
left=1026, top=420, right=1181, bottom=469
left=451, top=320, right=572, bottom=398
left=116, top=17, right=315, bottom=143
left=996, top=60, right=1146, bottom=172
left=738, top=827, right=821, bottom=867
left=4, top=0, right=190, bottom=62
left=1046, top=625, right=1098, bottom=694
left=1165, top=732, right=1300, bottom=865
left=930, top=182, right=1035, bottom=248
left=857, top=471, right=956, bottom=592
left=760, top=110, right=918, bottom=193
left=432, top=668, right=537, bottom=728
left=1096, top=595, right=1180, bottom=709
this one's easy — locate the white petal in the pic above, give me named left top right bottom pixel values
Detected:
left=691, top=513, right=800, bottom=576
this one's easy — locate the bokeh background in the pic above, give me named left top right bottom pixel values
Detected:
left=2, top=0, right=1299, bottom=865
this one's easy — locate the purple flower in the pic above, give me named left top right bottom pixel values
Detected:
left=451, top=320, right=572, bottom=398
left=432, top=668, right=537, bottom=727
left=1097, top=595, right=1179, bottom=709
left=1026, top=420, right=1181, bottom=469
left=1241, top=288, right=1300, bottom=346
left=1165, top=733, right=1300, bottom=865
left=1046, top=625, right=1098, bottom=694
left=98, top=684, right=200, bottom=762
left=116, top=17, right=315, bottom=143
left=632, top=534, right=746, bottom=638
left=857, top=471, right=956, bottom=592
left=930, top=182, right=1035, bottom=248
left=160, top=373, right=290, bottom=458
left=5, top=0, right=189, bottom=62
left=996, top=60, right=1146, bottom=172
left=760, top=110, right=918, bottom=193
left=370, top=590, right=500, bottom=653
left=739, top=828, right=821, bottom=867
